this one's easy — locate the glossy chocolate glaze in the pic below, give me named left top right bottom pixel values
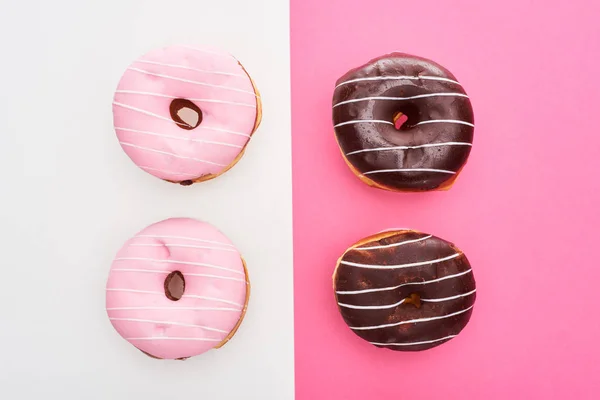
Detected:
left=169, top=98, right=203, bottom=130
left=333, top=53, right=474, bottom=191
left=334, top=231, right=476, bottom=351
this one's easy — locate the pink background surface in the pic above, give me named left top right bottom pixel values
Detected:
left=291, top=1, right=600, bottom=399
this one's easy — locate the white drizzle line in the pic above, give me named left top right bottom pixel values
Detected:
left=340, top=253, right=461, bottom=270
left=113, top=102, right=186, bottom=126
left=333, top=93, right=468, bottom=107
left=110, top=269, right=246, bottom=283
left=130, top=243, right=238, bottom=253
left=421, top=289, right=477, bottom=303
left=115, top=90, right=256, bottom=107
left=119, top=142, right=226, bottom=166
left=114, top=257, right=244, bottom=275
left=414, top=119, right=474, bottom=128
left=134, top=60, right=244, bottom=77
left=334, top=120, right=394, bottom=128
left=135, top=235, right=234, bottom=247
left=196, top=126, right=251, bottom=138
left=128, top=68, right=257, bottom=95
left=107, top=306, right=241, bottom=312
left=363, top=168, right=456, bottom=175
left=109, top=318, right=228, bottom=333
left=115, top=127, right=243, bottom=149
left=106, top=288, right=163, bottom=295
left=338, top=298, right=405, bottom=310
left=346, top=142, right=472, bottom=156
left=182, top=295, right=243, bottom=307
left=350, top=305, right=474, bottom=331
left=355, top=235, right=432, bottom=251
left=335, top=75, right=461, bottom=89
left=138, top=166, right=198, bottom=177
left=339, top=289, right=476, bottom=310
left=183, top=274, right=245, bottom=283
left=336, top=269, right=473, bottom=295
left=126, top=337, right=221, bottom=342
left=371, top=335, right=457, bottom=347
left=106, top=288, right=243, bottom=306
left=114, top=102, right=250, bottom=137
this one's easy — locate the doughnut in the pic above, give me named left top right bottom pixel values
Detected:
left=333, top=229, right=476, bottom=351
left=113, top=45, right=261, bottom=185
left=105, top=218, right=250, bottom=360
left=332, top=53, right=474, bottom=192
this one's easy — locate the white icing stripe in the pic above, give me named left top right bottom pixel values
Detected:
left=421, top=289, right=477, bottom=303
left=114, top=103, right=251, bottom=137
left=355, top=235, right=432, bottom=251
left=106, top=288, right=163, bottom=295
left=334, top=120, right=394, bottom=128
left=333, top=93, right=468, bottom=107
left=181, top=295, right=243, bottom=307
left=126, top=337, right=222, bottom=342
left=106, top=288, right=244, bottom=306
left=109, top=318, right=228, bottom=333
left=183, top=274, right=246, bottom=283
left=138, top=166, right=198, bottom=177
left=363, top=168, right=457, bottom=175
left=134, top=60, right=244, bottom=77
left=113, top=101, right=186, bottom=126
left=335, top=75, right=461, bottom=88
left=128, top=68, right=257, bottom=95
left=336, top=269, right=473, bottom=295
left=346, top=142, right=472, bottom=156
left=107, top=306, right=242, bottom=312
left=115, top=90, right=256, bottom=107
left=130, top=243, right=238, bottom=252
left=135, top=235, right=234, bottom=247
left=119, top=142, right=227, bottom=166
left=339, top=289, right=476, bottom=310
left=414, top=119, right=475, bottom=128
left=115, top=127, right=244, bottom=149
left=196, top=126, right=251, bottom=138
left=350, top=305, right=474, bottom=331
left=340, top=253, right=461, bottom=269
left=370, top=335, right=457, bottom=347
left=338, top=298, right=406, bottom=310
left=114, top=257, right=244, bottom=275
left=110, top=269, right=246, bottom=283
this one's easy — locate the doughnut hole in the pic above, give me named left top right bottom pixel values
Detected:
left=403, top=293, right=422, bottom=308
left=164, top=271, right=185, bottom=301
left=392, top=102, right=421, bottom=130
left=169, top=99, right=203, bottom=130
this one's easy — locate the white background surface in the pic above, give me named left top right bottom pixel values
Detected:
left=0, top=1, right=294, bottom=398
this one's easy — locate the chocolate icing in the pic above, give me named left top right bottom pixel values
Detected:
left=332, top=53, right=474, bottom=191
left=169, top=98, right=203, bottom=130
left=334, top=230, right=476, bottom=351
left=164, top=270, right=185, bottom=301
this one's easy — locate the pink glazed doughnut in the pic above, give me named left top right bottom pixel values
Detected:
left=105, top=218, right=250, bottom=360
left=113, top=45, right=262, bottom=185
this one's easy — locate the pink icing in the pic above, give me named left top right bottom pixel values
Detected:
left=113, top=45, right=259, bottom=182
left=105, top=218, right=248, bottom=359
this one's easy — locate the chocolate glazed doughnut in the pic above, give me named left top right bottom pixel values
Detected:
left=333, top=230, right=476, bottom=351
left=332, top=53, right=474, bottom=192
